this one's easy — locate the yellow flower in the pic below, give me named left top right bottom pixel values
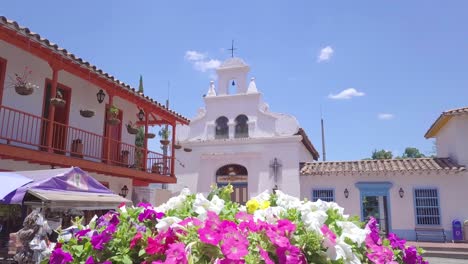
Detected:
left=260, top=200, right=270, bottom=210
left=246, top=199, right=260, bottom=214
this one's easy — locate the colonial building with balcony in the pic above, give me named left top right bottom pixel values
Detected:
left=0, top=16, right=189, bottom=198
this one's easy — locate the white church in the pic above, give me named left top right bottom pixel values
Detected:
left=173, top=57, right=319, bottom=203
left=174, top=56, right=468, bottom=241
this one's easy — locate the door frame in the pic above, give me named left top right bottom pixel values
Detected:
left=40, top=78, right=72, bottom=151
left=355, top=182, right=393, bottom=233
left=102, top=104, right=123, bottom=163
left=0, top=57, right=7, bottom=105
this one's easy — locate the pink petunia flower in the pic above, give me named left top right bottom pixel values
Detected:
left=221, top=238, right=249, bottom=260
left=165, top=242, right=188, bottom=264
left=320, top=224, right=337, bottom=248
left=258, top=246, right=274, bottom=264
left=130, top=232, right=142, bottom=249
left=198, top=226, right=222, bottom=245
left=49, top=248, right=73, bottom=264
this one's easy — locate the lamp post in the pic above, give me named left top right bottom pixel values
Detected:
left=96, top=89, right=105, bottom=104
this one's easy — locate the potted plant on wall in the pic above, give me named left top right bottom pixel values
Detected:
left=173, top=140, right=182, bottom=149
left=80, top=109, right=95, bottom=118
left=9, top=66, right=38, bottom=96
left=107, top=105, right=120, bottom=126
left=50, top=90, right=66, bottom=108
left=159, top=127, right=170, bottom=146
left=145, top=132, right=156, bottom=139
left=126, top=121, right=139, bottom=135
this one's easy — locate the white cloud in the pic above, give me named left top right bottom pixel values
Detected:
left=185, top=50, right=206, bottom=61
left=185, top=50, right=221, bottom=73
left=328, top=88, right=365, bottom=100
left=317, top=46, right=334, bottom=62
left=193, top=59, right=221, bottom=72
left=378, top=113, right=395, bottom=120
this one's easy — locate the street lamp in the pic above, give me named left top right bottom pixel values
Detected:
left=96, top=89, right=105, bottom=104
left=138, top=109, right=145, bottom=121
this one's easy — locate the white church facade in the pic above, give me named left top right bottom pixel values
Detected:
left=173, top=57, right=319, bottom=203
left=174, top=56, right=468, bottom=241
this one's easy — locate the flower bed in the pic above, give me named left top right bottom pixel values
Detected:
left=47, top=186, right=427, bottom=264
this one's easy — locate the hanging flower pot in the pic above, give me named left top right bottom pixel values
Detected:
left=126, top=124, right=139, bottom=135
left=107, top=118, right=121, bottom=126
left=174, top=143, right=182, bottom=149
left=15, top=84, right=35, bottom=96
left=80, top=109, right=95, bottom=118
left=50, top=97, right=66, bottom=108
left=9, top=67, right=38, bottom=96
left=146, top=133, right=156, bottom=139
left=183, top=147, right=192, bottom=152
left=160, top=139, right=170, bottom=146
left=107, top=105, right=120, bottom=126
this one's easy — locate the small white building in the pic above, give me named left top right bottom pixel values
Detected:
left=173, top=57, right=319, bottom=203
left=301, top=107, right=468, bottom=241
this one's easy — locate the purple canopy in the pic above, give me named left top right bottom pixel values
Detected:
left=1, top=167, right=114, bottom=204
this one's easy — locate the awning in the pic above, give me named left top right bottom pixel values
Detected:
left=24, top=189, right=131, bottom=210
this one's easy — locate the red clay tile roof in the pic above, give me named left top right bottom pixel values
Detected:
left=300, top=158, right=465, bottom=175
left=425, top=106, right=468, bottom=138
left=296, top=128, right=319, bottom=161
left=0, top=16, right=189, bottom=124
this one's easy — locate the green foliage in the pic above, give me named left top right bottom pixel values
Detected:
left=371, top=149, right=393, bottom=159
left=158, top=127, right=171, bottom=140
left=401, top=147, right=425, bottom=158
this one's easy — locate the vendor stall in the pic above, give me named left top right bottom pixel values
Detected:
left=0, top=167, right=131, bottom=261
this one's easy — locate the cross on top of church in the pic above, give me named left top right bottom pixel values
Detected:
left=228, top=40, right=237, bottom=58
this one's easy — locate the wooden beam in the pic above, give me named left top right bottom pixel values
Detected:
left=0, top=144, right=177, bottom=184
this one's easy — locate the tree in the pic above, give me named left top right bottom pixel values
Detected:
left=401, top=147, right=425, bottom=158
left=371, top=149, right=393, bottom=159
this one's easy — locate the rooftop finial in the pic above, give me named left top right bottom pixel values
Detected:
left=227, top=40, right=237, bottom=58
left=206, top=80, right=216, bottom=97
left=247, top=77, right=258, bottom=94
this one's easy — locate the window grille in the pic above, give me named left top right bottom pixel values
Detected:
left=414, top=188, right=441, bottom=225
left=312, top=189, right=334, bottom=202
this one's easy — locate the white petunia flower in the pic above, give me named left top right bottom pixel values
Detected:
left=301, top=210, right=328, bottom=233
left=275, top=190, right=302, bottom=210
left=336, top=221, right=369, bottom=246
left=251, top=190, right=271, bottom=203
left=155, top=188, right=190, bottom=212
left=193, top=193, right=225, bottom=220
left=253, top=206, right=286, bottom=223
left=155, top=216, right=182, bottom=232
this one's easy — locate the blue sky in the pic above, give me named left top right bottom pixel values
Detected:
left=2, top=1, right=468, bottom=160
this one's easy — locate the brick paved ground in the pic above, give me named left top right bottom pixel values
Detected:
left=425, top=257, right=468, bottom=264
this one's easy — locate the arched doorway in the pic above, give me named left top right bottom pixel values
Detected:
left=216, top=164, right=248, bottom=204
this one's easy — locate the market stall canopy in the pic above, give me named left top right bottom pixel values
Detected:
left=1, top=167, right=131, bottom=208
left=0, top=172, right=33, bottom=200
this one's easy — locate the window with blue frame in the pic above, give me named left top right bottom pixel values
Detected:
left=312, top=189, right=334, bottom=202
left=414, top=188, right=441, bottom=225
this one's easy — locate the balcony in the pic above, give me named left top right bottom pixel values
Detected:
left=0, top=105, right=175, bottom=183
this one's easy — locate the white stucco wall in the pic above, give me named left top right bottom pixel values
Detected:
left=436, top=115, right=468, bottom=166
left=300, top=170, right=468, bottom=240
left=172, top=136, right=310, bottom=198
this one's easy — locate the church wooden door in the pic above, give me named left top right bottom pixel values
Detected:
left=216, top=164, right=248, bottom=204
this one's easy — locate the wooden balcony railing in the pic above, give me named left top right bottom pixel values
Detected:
left=0, top=105, right=171, bottom=176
